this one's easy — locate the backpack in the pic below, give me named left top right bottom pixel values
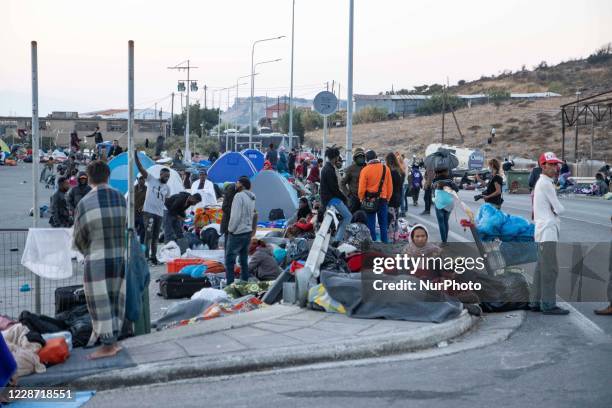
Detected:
left=411, top=168, right=422, bottom=189
left=424, top=149, right=459, bottom=171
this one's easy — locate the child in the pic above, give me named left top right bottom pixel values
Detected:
left=248, top=239, right=282, bottom=281
left=344, top=210, right=374, bottom=251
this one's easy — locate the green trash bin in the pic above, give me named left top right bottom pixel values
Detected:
left=506, top=170, right=531, bottom=194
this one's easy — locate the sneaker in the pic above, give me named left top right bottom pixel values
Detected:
left=542, top=306, right=569, bottom=315
left=419, top=210, right=430, bottom=215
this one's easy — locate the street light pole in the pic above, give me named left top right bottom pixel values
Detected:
left=289, top=0, right=296, bottom=150
left=236, top=74, right=252, bottom=132
left=346, top=0, right=354, bottom=165
left=186, top=60, right=191, bottom=162
left=250, top=35, right=285, bottom=149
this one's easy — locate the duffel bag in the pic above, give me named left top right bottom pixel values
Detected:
left=55, top=285, right=86, bottom=315
left=157, top=274, right=212, bottom=299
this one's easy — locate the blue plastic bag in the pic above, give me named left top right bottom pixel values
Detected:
left=178, top=264, right=208, bottom=278
left=476, top=203, right=507, bottom=236
left=434, top=190, right=454, bottom=210
left=501, top=214, right=534, bottom=240
left=273, top=247, right=287, bottom=265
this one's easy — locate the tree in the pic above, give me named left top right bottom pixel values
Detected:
left=416, top=94, right=465, bottom=115
left=172, top=103, right=219, bottom=137
left=487, top=88, right=511, bottom=108
left=300, top=109, right=323, bottom=131
left=353, top=106, right=388, bottom=124
left=457, top=79, right=466, bottom=86
left=279, top=110, right=305, bottom=144
left=587, top=43, right=612, bottom=64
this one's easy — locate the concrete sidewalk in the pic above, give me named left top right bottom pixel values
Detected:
left=60, top=304, right=476, bottom=390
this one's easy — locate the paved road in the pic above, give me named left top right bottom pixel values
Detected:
left=406, top=189, right=611, bottom=243
left=87, top=311, right=612, bottom=408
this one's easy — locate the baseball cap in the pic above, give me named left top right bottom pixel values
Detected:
left=538, top=152, right=563, bottom=166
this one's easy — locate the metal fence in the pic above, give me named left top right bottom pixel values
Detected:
left=1, top=229, right=84, bottom=319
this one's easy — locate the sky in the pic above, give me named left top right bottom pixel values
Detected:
left=1, top=0, right=611, bottom=117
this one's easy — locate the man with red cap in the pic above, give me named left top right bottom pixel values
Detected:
left=530, top=152, right=568, bottom=315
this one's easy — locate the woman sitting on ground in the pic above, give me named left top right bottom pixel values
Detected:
left=248, top=239, right=282, bottom=281
left=286, top=197, right=315, bottom=238
left=344, top=210, right=373, bottom=252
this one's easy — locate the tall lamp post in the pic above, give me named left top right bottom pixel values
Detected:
left=250, top=35, right=285, bottom=148
left=345, top=0, right=354, bottom=165
left=289, top=0, right=296, bottom=150
left=236, top=74, right=255, bottom=132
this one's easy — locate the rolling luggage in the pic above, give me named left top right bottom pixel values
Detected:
left=157, top=274, right=212, bottom=299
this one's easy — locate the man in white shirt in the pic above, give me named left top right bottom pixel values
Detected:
left=135, top=151, right=171, bottom=264
left=190, top=169, right=217, bottom=209
left=530, top=151, right=568, bottom=315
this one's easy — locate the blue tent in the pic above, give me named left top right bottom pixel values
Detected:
left=108, top=152, right=155, bottom=194
left=241, top=149, right=265, bottom=171
left=252, top=170, right=299, bottom=221
left=207, top=151, right=257, bottom=184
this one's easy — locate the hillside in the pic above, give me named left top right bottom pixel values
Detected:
left=305, top=96, right=612, bottom=162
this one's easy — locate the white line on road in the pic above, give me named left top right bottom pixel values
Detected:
left=501, top=204, right=608, bottom=226
left=407, top=212, right=471, bottom=243
left=558, top=300, right=610, bottom=343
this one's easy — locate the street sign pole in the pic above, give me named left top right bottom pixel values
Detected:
left=313, top=90, right=338, bottom=156
left=323, top=114, right=328, bottom=153
left=31, top=41, right=41, bottom=314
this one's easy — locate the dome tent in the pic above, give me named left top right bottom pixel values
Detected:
left=207, top=151, right=257, bottom=184
left=251, top=170, right=299, bottom=222
left=108, top=152, right=155, bottom=194
left=241, top=149, right=265, bottom=171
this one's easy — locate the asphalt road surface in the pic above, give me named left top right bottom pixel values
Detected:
left=88, top=309, right=612, bottom=408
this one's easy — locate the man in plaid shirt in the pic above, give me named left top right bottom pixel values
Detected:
left=73, top=160, right=127, bottom=359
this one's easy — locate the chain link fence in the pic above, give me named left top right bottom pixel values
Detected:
left=1, top=229, right=83, bottom=319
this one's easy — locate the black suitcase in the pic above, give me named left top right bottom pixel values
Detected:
left=157, top=274, right=212, bottom=299
left=55, top=285, right=87, bottom=315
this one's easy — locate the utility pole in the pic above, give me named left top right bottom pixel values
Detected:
left=574, top=90, right=581, bottom=164
left=441, top=84, right=446, bottom=144
left=168, top=60, right=198, bottom=162
left=203, top=85, right=207, bottom=109
left=346, top=0, right=354, bottom=165
left=170, top=92, right=174, bottom=136
left=288, top=0, right=296, bottom=149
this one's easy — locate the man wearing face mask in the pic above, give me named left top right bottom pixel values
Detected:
left=320, top=146, right=351, bottom=242
left=135, top=151, right=170, bottom=264
left=341, top=147, right=367, bottom=213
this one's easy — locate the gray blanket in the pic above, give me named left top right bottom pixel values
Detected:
left=321, top=270, right=463, bottom=323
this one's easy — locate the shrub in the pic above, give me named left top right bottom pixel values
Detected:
left=587, top=43, right=612, bottom=64
left=353, top=106, right=388, bottom=124
left=416, top=94, right=466, bottom=115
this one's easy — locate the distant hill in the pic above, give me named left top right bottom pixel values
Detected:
left=305, top=46, right=612, bottom=162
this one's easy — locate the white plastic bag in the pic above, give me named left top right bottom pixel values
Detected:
left=157, top=241, right=181, bottom=263
left=191, top=288, right=229, bottom=302
left=21, top=228, right=82, bottom=280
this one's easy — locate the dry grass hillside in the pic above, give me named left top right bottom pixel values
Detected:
left=305, top=96, right=612, bottom=162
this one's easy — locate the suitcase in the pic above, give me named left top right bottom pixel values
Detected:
left=157, top=274, right=212, bottom=299
left=54, top=285, right=86, bottom=315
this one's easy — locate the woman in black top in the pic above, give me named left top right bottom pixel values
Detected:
left=385, top=152, right=405, bottom=242
left=482, top=158, right=503, bottom=209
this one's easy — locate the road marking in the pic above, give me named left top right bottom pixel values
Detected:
left=407, top=212, right=471, bottom=243
left=557, top=300, right=610, bottom=343
left=501, top=204, right=608, bottom=226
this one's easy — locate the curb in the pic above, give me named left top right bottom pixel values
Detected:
left=69, top=310, right=475, bottom=390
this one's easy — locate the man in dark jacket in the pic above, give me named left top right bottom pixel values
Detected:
left=320, top=146, right=351, bottom=242
left=288, top=148, right=297, bottom=176
left=220, top=183, right=237, bottom=248
left=155, top=135, right=165, bottom=157
left=163, top=192, right=202, bottom=243
left=67, top=172, right=92, bottom=215
left=49, top=176, right=72, bottom=227
left=341, top=147, right=366, bottom=213
left=528, top=165, right=542, bottom=192
left=134, top=175, right=147, bottom=243
left=108, top=140, right=123, bottom=158
left=86, top=126, right=104, bottom=157
left=265, top=144, right=278, bottom=169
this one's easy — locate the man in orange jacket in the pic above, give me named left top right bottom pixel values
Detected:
left=358, top=150, right=393, bottom=243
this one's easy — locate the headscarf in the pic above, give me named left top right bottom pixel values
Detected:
left=297, top=197, right=312, bottom=220
left=404, top=224, right=441, bottom=257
